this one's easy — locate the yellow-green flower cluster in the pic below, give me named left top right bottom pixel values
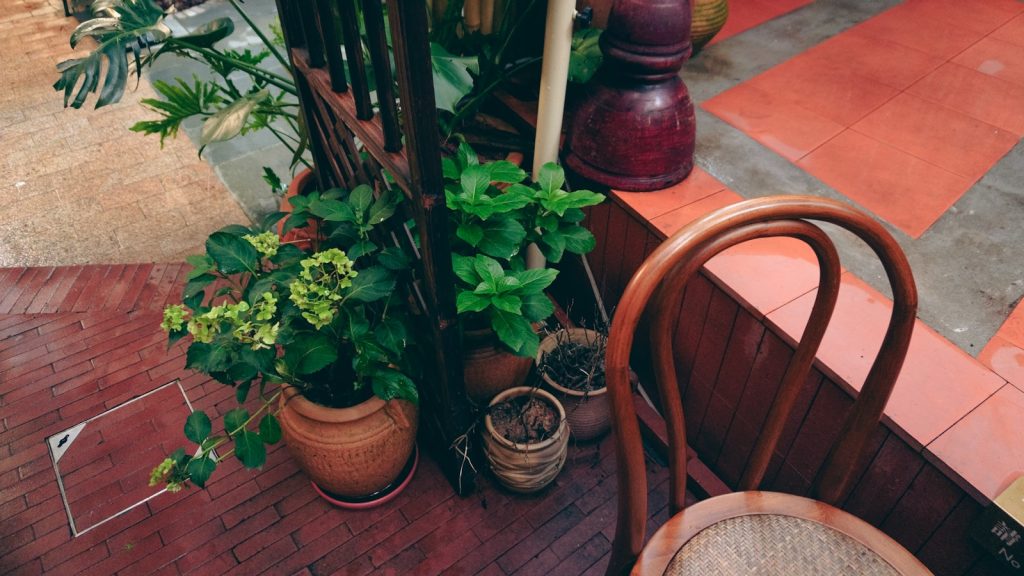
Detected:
left=186, top=301, right=250, bottom=344
left=289, top=249, right=358, bottom=329
left=243, top=231, right=280, bottom=258
left=161, top=304, right=189, bottom=332
left=148, top=457, right=183, bottom=492
left=232, top=292, right=280, bottom=350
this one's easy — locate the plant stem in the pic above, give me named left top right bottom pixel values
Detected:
left=189, top=46, right=297, bottom=95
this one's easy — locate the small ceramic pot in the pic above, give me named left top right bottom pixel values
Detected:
left=463, top=327, right=532, bottom=403
left=537, top=328, right=611, bottom=441
left=483, top=386, right=569, bottom=493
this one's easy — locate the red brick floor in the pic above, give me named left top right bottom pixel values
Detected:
left=0, top=265, right=679, bottom=575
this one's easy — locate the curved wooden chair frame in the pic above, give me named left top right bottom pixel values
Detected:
left=605, top=196, right=921, bottom=575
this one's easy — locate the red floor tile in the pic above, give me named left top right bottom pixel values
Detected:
left=613, top=167, right=726, bottom=222
left=992, top=298, right=1024, bottom=350
left=979, top=335, right=1024, bottom=393
left=907, top=63, right=1024, bottom=136
left=851, top=92, right=1019, bottom=180
left=646, top=189, right=744, bottom=237
left=928, top=384, right=1024, bottom=500
left=801, top=30, right=945, bottom=90
left=901, top=0, right=1024, bottom=36
left=851, top=3, right=987, bottom=59
left=703, top=237, right=827, bottom=318
left=767, top=273, right=1005, bottom=448
left=746, top=54, right=900, bottom=127
left=797, top=130, right=973, bottom=238
left=992, top=13, right=1024, bottom=48
left=703, top=83, right=845, bottom=161
left=953, top=36, right=1024, bottom=88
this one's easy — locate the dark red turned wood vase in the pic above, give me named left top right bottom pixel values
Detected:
left=565, top=0, right=696, bottom=192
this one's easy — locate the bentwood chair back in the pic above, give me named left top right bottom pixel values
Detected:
left=604, top=196, right=931, bottom=575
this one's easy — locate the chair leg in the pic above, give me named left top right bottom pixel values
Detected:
left=605, top=543, right=636, bottom=576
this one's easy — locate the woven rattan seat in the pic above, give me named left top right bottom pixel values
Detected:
left=665, top=514, right=899, bottom=576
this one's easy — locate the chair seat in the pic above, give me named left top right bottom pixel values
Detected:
left=633, top=492, right=932, bottom=576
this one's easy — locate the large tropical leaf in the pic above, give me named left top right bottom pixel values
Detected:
left=199, top=89, right=269, bottom=148
left=54, top=0, right=168, bottom=110
left=131, top=77, right=222, bottom=145
left=430, top=42, right=478, bottom=114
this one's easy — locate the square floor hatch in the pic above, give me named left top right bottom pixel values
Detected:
left=46, top=380, right=198, bottom=536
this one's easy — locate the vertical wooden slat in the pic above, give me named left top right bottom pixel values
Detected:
left=387, top=0, right=475, bottom=495
left=313, top=0, right=348, bottom=92
left=338, top=0, right=374, bottom=119
left=361, top=0, right=402, bottom=152
left=298, top=0, right=326, bottom=68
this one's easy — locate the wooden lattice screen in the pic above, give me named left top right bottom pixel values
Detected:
left=273, top=0, right=475, bottom=495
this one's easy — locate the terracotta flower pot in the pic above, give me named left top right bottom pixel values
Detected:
left=483, top=387, right=569, bottom=493
left=537, top=328, right=611, bottom=441
left=279, top=168, right=319, bottom=251
left=463, top=327, right=532, bottom=403
left=278, top=385, right=418, bottom=499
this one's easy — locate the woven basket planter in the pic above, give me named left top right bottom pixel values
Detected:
left=692, top=0, right=729, bottom=52
left=483, top=387, right=569, bottom=493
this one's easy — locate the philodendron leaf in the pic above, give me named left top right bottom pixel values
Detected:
left=184, top=411, right=212, bottom=444
left=224, top=408, right=249, bottom=435
left=186, top=455, right=217, bottom=488
left=206, top=231, right=259, bottom=274
left=430, top=42, right=478, bottom=114
left=234, top=430, right=266, bottom=468
left=165, top=16, right=234, bottom=49
left=200, top=89, right=269, bottom=147
left=258, top=414, right=282, bottom=444
left=283, top=332, right=337, bottom=375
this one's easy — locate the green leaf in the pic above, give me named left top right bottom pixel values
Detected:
left=183, top=273, right=216, bottom=300
left=540, top=228, right=567, bottom=263
left=375, top=318, right=407, bottom=354
left=562, top=225, right=597, bottom=255
left=131, top=77, right=222, bottom=145
left=430, top=42, right=478, bottom=113
left=491, top=294, right=522, bottom=314
left=258, top=414, right=282, bottom=444
left=350, top=185, right=374, bottom=216
left=456, top=222, right=484, bottom=247
left=217, top=224, right=254, bottom=237
left=569, top=28, right=603, bottom=84
left=283, top=332, right=338, bottom=375
left=536, top=163, right=565, bottom=194
left=206, top=232, right=259, bottom=275
left=477, top=217, right=527, bottom=260
left=186, top=455, right=217, bottom=488
left=234, top=430, right=266, bottom=468
left=258, top=211, right=287, bottom=233
left=184, top=411, right=212, bottom=445
left=310, top=198, right=356, bottom=223
left=366, top=189, right=399, bottom=226
left=186, top=342, right=230, bottom=373
left=513, top=268, right=559, bottom=294
left=452, top=254, right=479, bottom=285
left=378, top=246, right=410, bottom=271
left=459, top=164, right=491, bottom=203
left=486, top=161, right=527, bottom=184
left=487, top=189, right=534, bottom=214
left=474, top=255, right=505, bottom=289
left=262, top=166, right=284, bottom=194
left=224, top=408, right=249, bottom=435
left=235, top=380, right=251, bottom=403
left=522, top=293, right=555, bottom=322
left=372, top=368, right=418, bottom=403
left=185, top=254, right=216, bottom=280
left=165, top=17, right=235, bottom=49
left=270, top=244, right=305, bottom=266
left=456, top=291, right=491, bottom=314
left=200, top=89, right=269, bottom=148
left=346, top=267, right=395, bottom=303
left=490, top=309, right=538, bottom=357
left=226, top=361, right=257, bottom=385
left=347, top=240, right=378, bottom=261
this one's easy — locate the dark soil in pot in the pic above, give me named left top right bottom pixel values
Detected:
left=489, top=394, right=560, bottom=444
left=539, top=339, right=606, bottom=393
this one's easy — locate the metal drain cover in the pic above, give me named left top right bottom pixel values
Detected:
left=47, top=380, right=197, bottom=536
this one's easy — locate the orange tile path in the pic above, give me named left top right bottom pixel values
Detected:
left=615, top=167, right=1024, bottom=502
left=704, top=0, right=1024, bottom=238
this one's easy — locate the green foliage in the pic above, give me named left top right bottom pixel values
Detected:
left=430, top=43, right=479, bottom=114
left=444, top=143, right=605, bottom=355
left=152, top=180, right=418, bottom=492
left=569, top=29, right=603, bottom=84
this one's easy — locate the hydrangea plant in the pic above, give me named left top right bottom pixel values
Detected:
left=151, top=183, right=417, bottom=491
left=443, top=143, right=605, bottom=357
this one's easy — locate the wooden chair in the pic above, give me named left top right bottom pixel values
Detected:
left=604, top=196, right=932, bottom=575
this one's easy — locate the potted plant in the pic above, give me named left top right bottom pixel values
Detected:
left=150, top=182, right=422, bottom=507
left=483, top=386, right=569, bottom=493
left=442, top=143, right=605, bottom=401
left=536, top=327, right=610, bottom=441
